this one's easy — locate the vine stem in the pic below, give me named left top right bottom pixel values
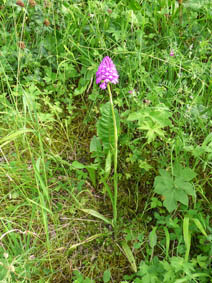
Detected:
left=107, top=84, right=118, bottom=227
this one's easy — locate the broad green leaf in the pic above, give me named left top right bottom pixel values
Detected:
left=103, top=269, right=111, bottom=283
left=181, top=167, right=196, bottom=181
left=97, top=102, right=120, bottom=151
left=163, top=191, right=177, bottom=212
left=182, top=182, right=196, bottom=197
left=175, top=178, right=195, bottom=197
left=154, top=170, right=173, bottom=194
left=173, top=163, right=196, bottom=182
left=175, top=190, right=188, bottom=206
left=121, top=241, right=137, bottom=272
left=149, top=227, right=157, bottom=249
left=154, top=165, right=196, bottom=212
left=81, top=209, right=112, bottom=226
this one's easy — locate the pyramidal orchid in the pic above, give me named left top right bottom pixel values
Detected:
left=96, top=56, right=119, bottom=90
left=96, top=56, right=119, bottom=228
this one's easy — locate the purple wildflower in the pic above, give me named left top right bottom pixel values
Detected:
left=170, top=50, right=174, bottom=57
left=96, top=56, right=119, bottom=89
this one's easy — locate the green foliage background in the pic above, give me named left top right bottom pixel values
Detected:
left=0, top=0, right=211, bottom=282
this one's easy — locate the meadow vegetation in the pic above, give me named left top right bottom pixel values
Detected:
left=0, top=0, right=212, bottom=282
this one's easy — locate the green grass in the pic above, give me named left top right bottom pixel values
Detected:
left=0, top=0, right=212, bottom=282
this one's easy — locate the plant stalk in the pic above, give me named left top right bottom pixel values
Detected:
left=107, top=84, right=118, bottom=227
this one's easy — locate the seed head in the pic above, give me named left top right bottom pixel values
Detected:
left=18, top=41, right=25, bottom=49
left=96, top=56, right=119, bottom=90
left=29, top=0, right=36, bottom=7
left=43, top=19, right=50, bottom=26
left=16, top=0, right=25, bottom=7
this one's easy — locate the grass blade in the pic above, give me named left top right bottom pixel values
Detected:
left=69, top=233, right=106, bottom=251
left=81, top=209, right=112, bottom=226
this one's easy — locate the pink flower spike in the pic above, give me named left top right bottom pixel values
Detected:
left=96, top=56, right=119, bottom=90
left=170, top=50, right=174, bottom=57
left=100, top=82, right=107, bottom=89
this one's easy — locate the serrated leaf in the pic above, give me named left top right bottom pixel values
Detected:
left=149, top=109, right=172, bottom=127
left=173, top=163, right=196, bottom=181
left=139, top=121, right=165, bottom=143
left=175, top=190, right=188, bottom=206
left=154, top=170, right=173, bottom=194
left=97, top=102, right=120, bottom=151
left=155, top=165, right=196, bottom=213
left=175, top=178, right=195, bottom=197
left=128, top=106, right=172, bottom=143
left=163, top=191, right=178, bottom=212
left=182, top=182, right=196, bottom=197
left=181, top=168, right=196, bottom=181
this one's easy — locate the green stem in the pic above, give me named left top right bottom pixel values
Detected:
left=107, top=84, right=118, bottom=226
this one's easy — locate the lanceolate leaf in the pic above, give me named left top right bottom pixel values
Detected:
left=97, top=102, right=120, bottom=151
left=149, top=227, right=157, bottom=249
left=183, top=216, right=191, bottom=262
left=121, top=241, right=137, bottom=273
left=105, top=150, right=112, bottom=177
left=81, top=209, right=112, bottom=226
left=192, top=218, right=208, bottom=237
